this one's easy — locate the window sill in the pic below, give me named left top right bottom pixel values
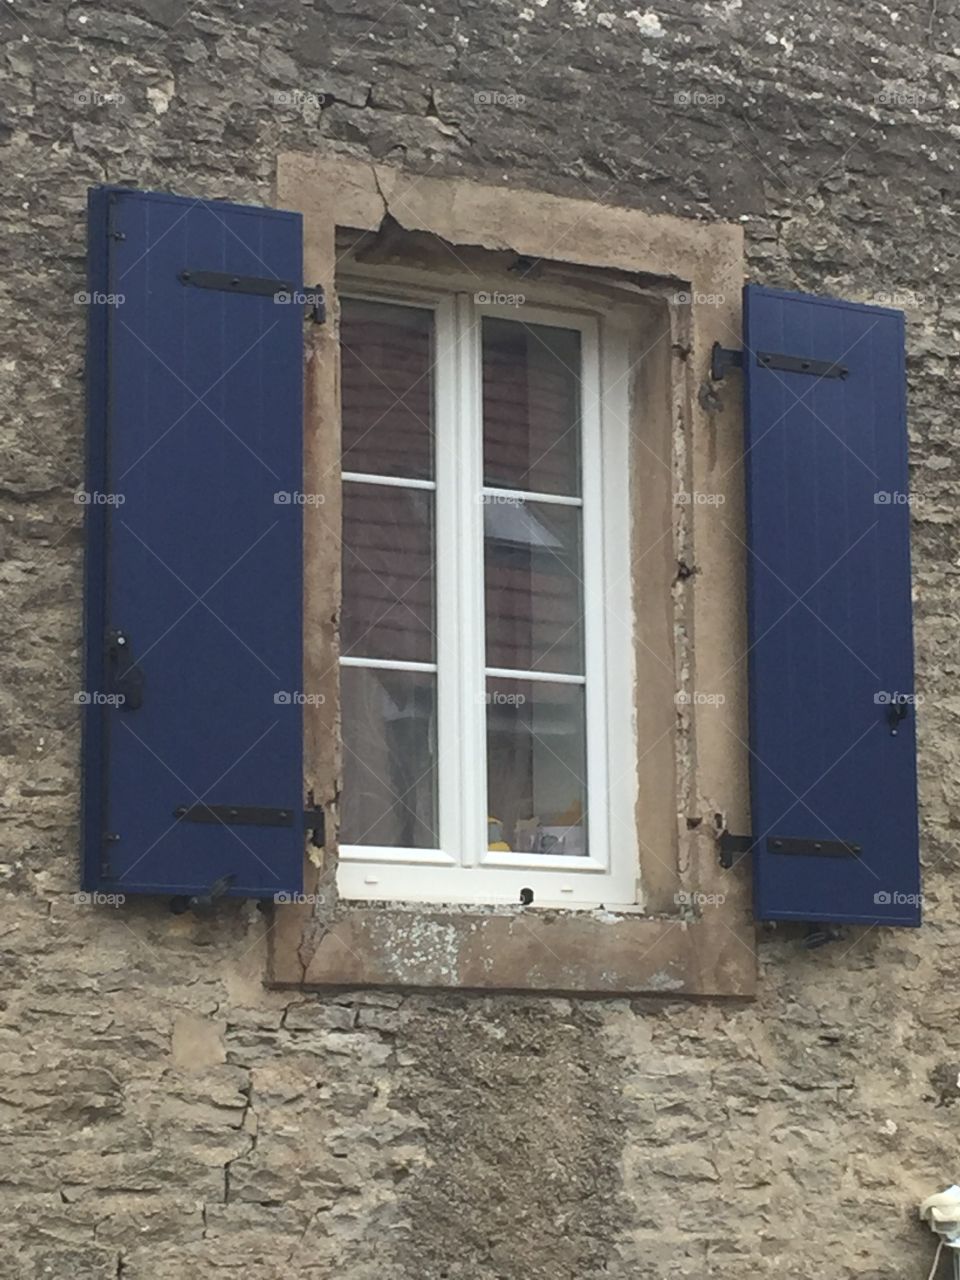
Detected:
left=266, top=885, right=756, bottom=997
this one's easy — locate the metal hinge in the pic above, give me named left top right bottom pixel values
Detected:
left=711, top=342, right=848, bottom=382
left=305, top=286, right=325, bottom=324
left=711, top=344, right=743, bottom=381
left=179, top=269, right=294, bottom=297
left=717, top=830, right=755, bottom=869
left=174, top=803, right=326, bottom=847
left=717, top=830, right=861, bottom=869
left=757, top=350, right=848, bottom=379
left=178, top=270, right=326, bottom=323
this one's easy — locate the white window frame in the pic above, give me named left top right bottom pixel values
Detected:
left=337, top=282, right=638, bottom=908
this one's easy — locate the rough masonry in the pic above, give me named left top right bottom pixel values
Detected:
left=2, top=1, right=959, bottom=1277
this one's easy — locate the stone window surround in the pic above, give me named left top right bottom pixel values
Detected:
left=268, top=151, right=755, bottom=997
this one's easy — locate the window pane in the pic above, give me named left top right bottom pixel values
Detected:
left=482, top=317, right=581, bottom=496
left=484, top=498, right=583, bottom=675
left=342, top=482, right=434, bottom=663
left=341, top=666, right=438, bottom=848
left=486, top=678, right=587, bottom=856
left=340, top=299, right=434, bottom=480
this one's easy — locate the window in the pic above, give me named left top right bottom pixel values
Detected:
left=91, top=162, right=765, bottom=993
left=336, top=286, right=636, bottom=907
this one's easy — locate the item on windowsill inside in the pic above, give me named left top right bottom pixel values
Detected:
left=537, top=825, right=585, bottom=857
left=487, top=816, right=511, bottom=852
left=512, top=816, right=585, bottom=857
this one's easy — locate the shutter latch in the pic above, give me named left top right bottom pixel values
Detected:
left=106, top=629, right=144, bottom=710
left=887, top=695, right=911, bottom=735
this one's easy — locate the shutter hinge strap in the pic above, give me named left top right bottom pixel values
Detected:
left=717, top=830, right=862, bottom=868
left=179, top=269, right=293, bottom=297
left=177, top=269, right=325, bottom=323
left=711, top=342, right=848, bottom=382
left=174, top=803, right=326, bottom=846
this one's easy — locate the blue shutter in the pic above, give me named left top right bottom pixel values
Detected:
left=82, top=187, right=306, bottom=900
left=742, top=284, right=920, bottom=926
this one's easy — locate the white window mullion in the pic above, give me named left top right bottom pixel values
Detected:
left=433, top=297, right=462, bottom=862
left=484, top=667, right=586, bottom=685
left=599, top=320, right=639, bottom=902
left=342, top=471, right=436, bottom=491
left=481, top=485, right=583, bottom=508
left=340, top=656, right=438, bottom=673
left=578, top=318, right=612, bottom=879
left=456, top=293, right=487, bottom=868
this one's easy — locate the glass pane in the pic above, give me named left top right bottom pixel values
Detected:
left=482, top=317, right=581, bottom=496
left=341, top=666, right=438, bottom=848
left=340, top=299, right=434, bottom=480
left=486, top=678, right=587, bottom=856
left=484, top=498, right=583, bottom=675
left=342, top=482, right=434, bottom=663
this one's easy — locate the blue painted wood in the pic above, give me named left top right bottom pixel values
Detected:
left=83, top=188, right=304, bottom=898
left=742, top=284, right=919, bottom=925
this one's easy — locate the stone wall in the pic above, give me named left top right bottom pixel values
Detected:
left=2, top=0, right=958, bottom=1276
